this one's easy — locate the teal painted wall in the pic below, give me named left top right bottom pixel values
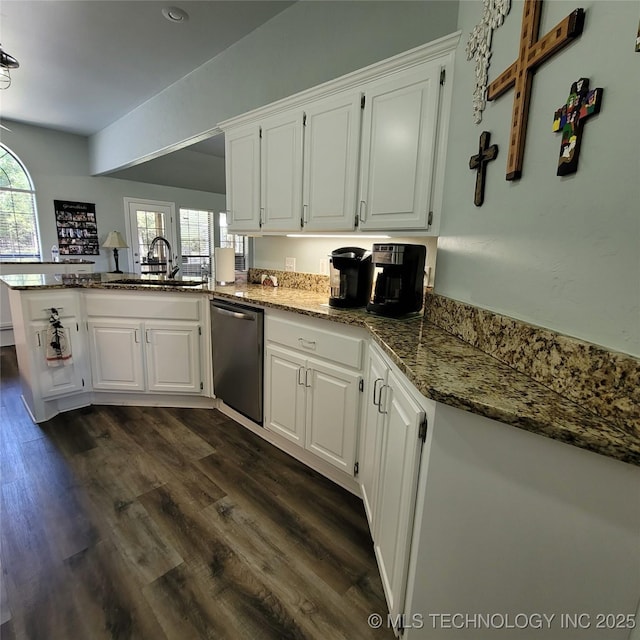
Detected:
left=436, top=0, right=639, bottom=355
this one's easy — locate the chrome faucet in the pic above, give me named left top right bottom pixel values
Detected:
left=147, top=236, right=179, bottom=278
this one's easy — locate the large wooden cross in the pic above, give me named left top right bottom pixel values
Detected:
left=487, top=0, right=585, bottom=180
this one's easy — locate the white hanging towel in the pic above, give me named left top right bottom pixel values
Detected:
left=45, top=308, right=73, bottom=367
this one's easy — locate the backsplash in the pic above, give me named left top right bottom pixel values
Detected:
left=425, top=293, right=640, bottom=431
left=248, top=268, right=330, bottom=294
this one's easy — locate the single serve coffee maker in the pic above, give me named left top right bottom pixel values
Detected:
left=328, top=247, right=374, bottom=309
left=366, top=243, right=426, bottom=318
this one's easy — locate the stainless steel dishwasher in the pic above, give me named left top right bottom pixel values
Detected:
left=210, top=298, right=264, bottom=424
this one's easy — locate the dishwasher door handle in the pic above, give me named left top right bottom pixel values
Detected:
left=212, top=306, right=256, bottom=321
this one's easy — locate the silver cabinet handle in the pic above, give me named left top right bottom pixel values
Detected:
left=298, top=337, right=316, bottom=350
left=305, top=368, right=311, bottom=388
left=302, top=204, right=308, bottom=225
left=36, top=331, right=42, bottom=348
left=372, top=377, right=384, bottom=406
left=145, top=329, right=151, bottom=343
left=377, top=384, right=389, bottom=414
left=259, top=207, right=265, bottom=227
left=297, top=367, right=305, bottom=386
left=134, top=329, right=140, bottom=343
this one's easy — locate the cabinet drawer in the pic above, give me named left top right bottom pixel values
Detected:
left=26, top=292, right=80, bottom=320
left=85, top=292, right=201, bottom=320
left=266, top=315, right=363, bottom=369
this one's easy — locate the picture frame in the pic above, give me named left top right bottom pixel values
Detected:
left=53, top=200, right=99, bottom=256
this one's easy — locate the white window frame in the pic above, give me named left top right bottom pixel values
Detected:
left=0, top=144, right=41, bottom=259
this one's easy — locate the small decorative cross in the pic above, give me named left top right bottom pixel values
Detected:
left=487, top=0, right=585, bottom=180
left=552, top=78, right=603, bottom=176
left=469, top=131, right=499, bottom=206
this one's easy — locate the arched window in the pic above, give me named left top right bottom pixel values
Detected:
left=0, top=144, right=41, bottom=259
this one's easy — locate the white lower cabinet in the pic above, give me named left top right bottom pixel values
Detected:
left=88, top=320, right=145, bottom=391
left=31, top=316, right=87, bottom=399
left=264, top=311, right=365, bottom=476
left=265, top=344, right=306, bottom=445
left=360, top=342, right=428, bottom=630
left=265, top=343, right=361, bottom=474
left=145, top=322, right=201, bottom=393
left=7, top=289, right=91, bottom=422
left=85, top=292, right=205, bottom=395
left=360, top=343, right=640, bottom=640
left=359, top=342, right=387, bottom=528
left=88, top=319, right=202, bottom=394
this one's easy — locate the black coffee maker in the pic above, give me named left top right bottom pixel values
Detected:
left=329, top=247, right=374, bottom=308
left=366, top=243, right=426, bottom=317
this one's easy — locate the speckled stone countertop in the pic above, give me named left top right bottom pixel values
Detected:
left=0, top=259, right=96, bottom=264
left=0, top=272, right=212, bottom=292
left=214, top=284, right=640, bottom=467
left=3, top=273, right=638, bottom=466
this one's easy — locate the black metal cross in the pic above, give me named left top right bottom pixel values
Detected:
left=469, top=131, right=498, bottom=207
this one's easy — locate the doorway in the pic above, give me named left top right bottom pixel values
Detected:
left=124, top=198, right=177, bottom=276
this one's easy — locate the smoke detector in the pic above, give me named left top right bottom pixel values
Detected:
left=162, top=6, right=189, bottom=23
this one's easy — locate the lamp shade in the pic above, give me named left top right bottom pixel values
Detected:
left=102, top=231, right=128, bottom=249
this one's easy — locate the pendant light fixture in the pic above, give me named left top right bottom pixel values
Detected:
left=0, top=44, right=19, bottom=90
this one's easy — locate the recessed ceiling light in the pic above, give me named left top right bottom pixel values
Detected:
left=162, top=6, right=189, bottom=23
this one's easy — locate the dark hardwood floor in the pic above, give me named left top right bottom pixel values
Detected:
left=0, top=346, right=392, bottom=639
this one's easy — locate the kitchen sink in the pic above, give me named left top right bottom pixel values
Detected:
left=106, top=278, right=205, bottom=287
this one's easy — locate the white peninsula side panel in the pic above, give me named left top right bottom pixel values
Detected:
left=404, top=402, right=640, bottom=640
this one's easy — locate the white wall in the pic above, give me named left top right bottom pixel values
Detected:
left=1, top=122, right=225, bottom=272
left=90, top=1, right=459, bottom=174
left=436, top=0, right=639, bottom=356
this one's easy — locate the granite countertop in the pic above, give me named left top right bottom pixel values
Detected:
left=3, top=273, right=638, bottom=466
left=214, top=284, right=640, bottom=467
left=0, top=272, right=212, bottom=291
left=0, top=260, right=96, bottom=265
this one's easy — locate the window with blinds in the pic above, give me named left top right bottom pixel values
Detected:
left=219, top=212, right=247, bottom=271
left=179, top=208, right=213, bottom=277
left=0, top=144, right=41, bottom=259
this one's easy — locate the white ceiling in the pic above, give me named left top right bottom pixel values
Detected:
left=0, top=0, right=295, bottom=191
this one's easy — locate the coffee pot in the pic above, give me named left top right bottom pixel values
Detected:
left=328, top=247, right=373, bottom=309
left=366, top=243, right=426, bottom=317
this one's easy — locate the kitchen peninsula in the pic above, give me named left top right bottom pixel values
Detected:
left=3, top=270, right=639, bottom=639
left=2, top=270, right=638, bottom=466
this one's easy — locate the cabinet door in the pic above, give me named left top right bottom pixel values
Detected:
left=260, top=111, right=304, bottom=232
left=264, top=344, right=306, bottom=445
left=374, top=368, right=424, bottom=624
left=359, top=345, right=388, bottom=533
left=32, top=319, right=85, bottom=399
left=305, top=358, right=360, bottom=474
left=145, top=322, right=201, bottom=394
left=88, top=320, right=145, bottom=391
left=225, top=124, right=261, bottom=232
left=359, top=64, right=441, bottom=230
left=302, top=93, right=362, bottom=231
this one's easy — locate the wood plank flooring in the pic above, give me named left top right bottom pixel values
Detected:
left=0, top=346, right=393, bottom=639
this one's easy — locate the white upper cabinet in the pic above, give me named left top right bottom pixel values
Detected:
left=302, top=92, right=362, bottom=231
left=358, top=63, right=441, bottom=231
left=225, top=124, right=260, bottom=232
left=260, top=110, right=304, bottom=232
left=220, top=33, right=459, bottom=235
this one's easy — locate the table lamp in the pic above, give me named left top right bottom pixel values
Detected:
left=102, top=231, right=128, bottom=273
